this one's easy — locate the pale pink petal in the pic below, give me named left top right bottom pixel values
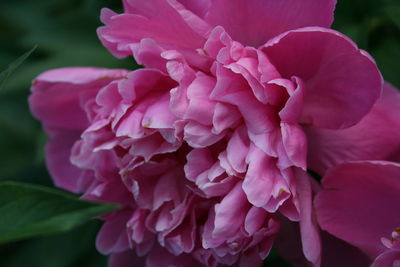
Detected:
left=315, top=161, right=400, bottom=257
left=263, top=27, right=382, bottom=129
left=243, top=145, right=291, bottom=213
left=306, top=82, right=400, bottom=175
left=205, top=0, right=337, bottom=46
left=213, top=181, right=250, bottom=238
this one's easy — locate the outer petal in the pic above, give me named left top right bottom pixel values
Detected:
left=29, top=67, right=127, bottom=192
left=315, top=161, right=400, bottom=257
left=29, top=67, right=127, bottom=131
left=262, top=27, right=382, bottom=129
left=45, top=129, right=83, bottom=192
left=205, top=0, right=336, bottom=47
left=306, top=82, right=400, bottom=175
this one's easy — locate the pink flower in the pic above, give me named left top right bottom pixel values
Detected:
left=315, top=161, right=400, bottom=266
left=29, top=0, right=400, bottom=266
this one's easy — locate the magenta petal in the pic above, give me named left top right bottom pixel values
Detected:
left=205, top=0, right=336, bottom=47
left=315, top=161, right=400, bottom=257
left=306, top=82, right=400, bottom=175
left=263, top=27, right=382, bottom=129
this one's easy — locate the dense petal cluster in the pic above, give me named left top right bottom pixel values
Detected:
left=29, top=0, right=400, bottom=266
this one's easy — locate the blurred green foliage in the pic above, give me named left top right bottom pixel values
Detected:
left=0, top=0, right=398, bottom=266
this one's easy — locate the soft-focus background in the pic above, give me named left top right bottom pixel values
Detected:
left=0, top=0, right=399, bottom=266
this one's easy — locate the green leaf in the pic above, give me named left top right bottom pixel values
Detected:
left=0, top=181, right=116, bottom=244
left=0, top=46, right=37, bottom=90
left=384, top=6, right=400, bottom=29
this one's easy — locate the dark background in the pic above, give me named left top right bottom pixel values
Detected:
left=0, top=0, right=399, bottom=266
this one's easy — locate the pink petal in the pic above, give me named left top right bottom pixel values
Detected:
left=224, top=125, right=250, bottom=174
left=294, top=169, right=321, bottom=266
left=315, top=161, right=400, bottom=257
left=96, top=209, right=132, bottom=254
left=205, top=0, right=337, bottom=47
left=213, top=181, right=250, bottom=238
left=281, top=123, right=307, bottom=170
left=45, top=129, right=82, bottom=192
left=29, top=67, right=127, bottom=192
left=177, top=0, right=211, bottom=18
left=263, top=27, right=382, bottom=129
left=29, top=67, right=127, bottom=130
left=306, top=82, right=400, bottom=175
left=98, top=0, right=210, bottom=60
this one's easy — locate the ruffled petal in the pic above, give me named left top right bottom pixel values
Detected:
left=263, top=27, right=382, bottom=129
left=315, top=161, right=400, bottom=257
left=98, top=0, right=210, bottom=60
left=205, top=0, right=337, bottom=47
left=306, top=82, right=400, bottom=175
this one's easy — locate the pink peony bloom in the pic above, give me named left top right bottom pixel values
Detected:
left=29, top=0, right=400, bottom=266
left=315, top=161, right=400, bottom=266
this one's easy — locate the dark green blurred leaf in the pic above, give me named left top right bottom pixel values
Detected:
left=0, top=182, right=116, bottom=244
left=384, top=6, right=400, bottom=29
left=0, top=46, right=37, bottom=90
left=0, top=221, right=107, bottom=267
